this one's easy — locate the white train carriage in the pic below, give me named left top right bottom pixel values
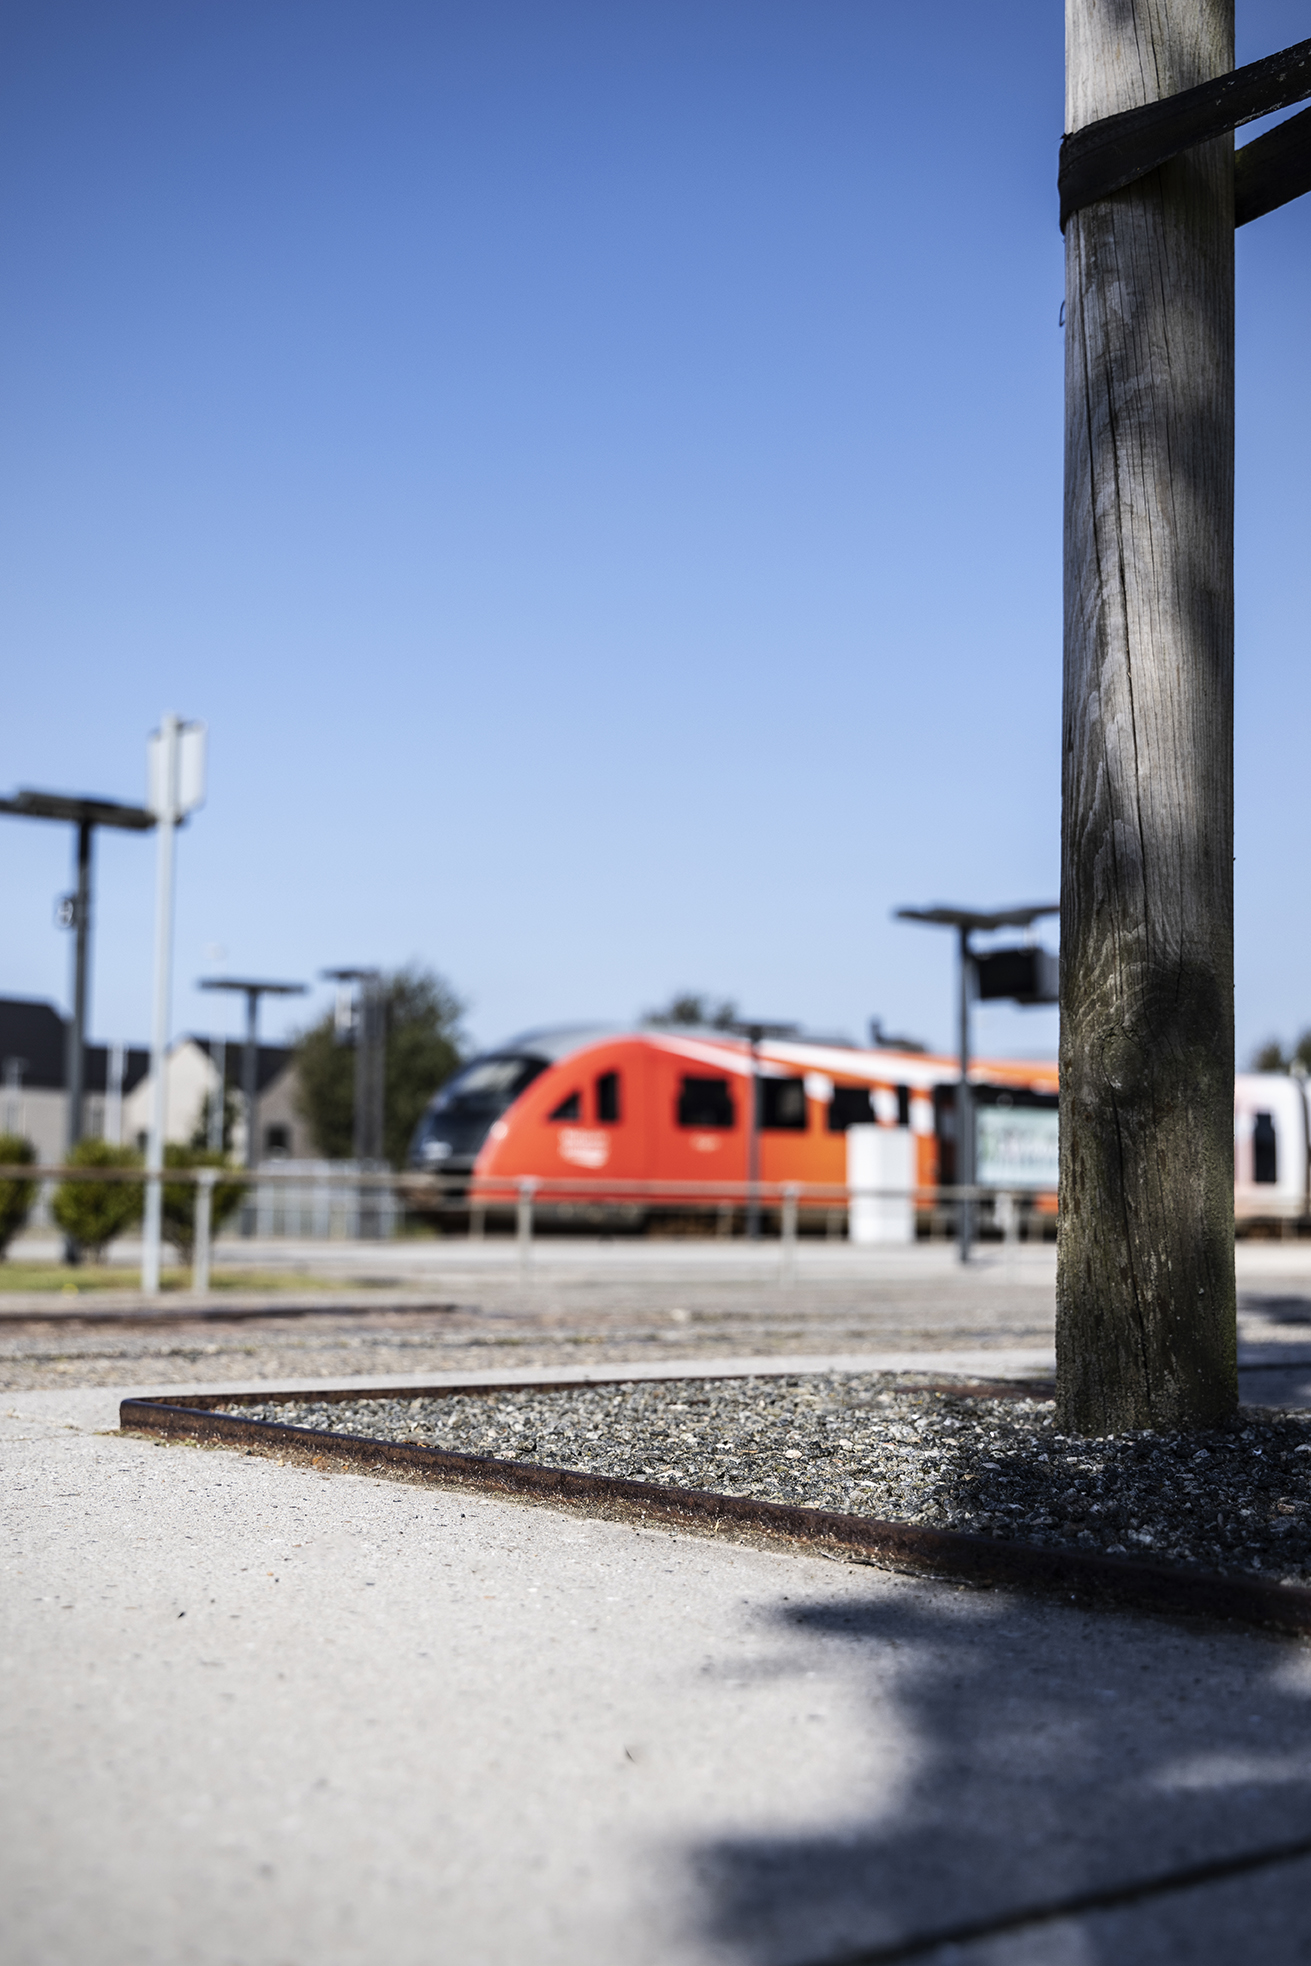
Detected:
left=1235, top=1073, right=1310, bottom=1225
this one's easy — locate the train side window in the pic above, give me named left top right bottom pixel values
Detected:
left=596, top=1071, right=621, bottom=1124
left=1254, top=1112, right=1278, bottom=1184
left=896, top=1084, right=911, bottom=1127
left=548, top=1091, right=581, bottom=1122
left=760, top=1077, right=807, bottom=1130
left=827, top=1085, right=874, bottom=1132
left=677, top=1076, right=735, bottom=1128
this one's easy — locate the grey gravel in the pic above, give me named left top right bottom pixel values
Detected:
left=220, top=1372, right=1311, bottom=1585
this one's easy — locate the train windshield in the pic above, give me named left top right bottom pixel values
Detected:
left=430, top=1054, right=547, bottom=1122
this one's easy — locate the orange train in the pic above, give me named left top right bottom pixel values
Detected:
left=407, top=1025, right=1060, bottom=1199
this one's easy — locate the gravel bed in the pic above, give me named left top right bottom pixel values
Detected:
left=219, top=1372, right=1311, bottom=1584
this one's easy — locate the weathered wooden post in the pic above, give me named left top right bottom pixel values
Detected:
left=1057, top=12, right=1311, bottom=1431
left=1059, top=0, right=1237, bottom=1432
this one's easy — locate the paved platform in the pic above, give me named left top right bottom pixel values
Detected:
left=6, top=1372, right=1311, bottom=1964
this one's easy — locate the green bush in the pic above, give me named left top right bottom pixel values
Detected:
left=162, top=1145, right=245, bottom=1263
left=51, top=1139, right=144, bottom=1262
left=0, top=1135, right=37, bottom=1257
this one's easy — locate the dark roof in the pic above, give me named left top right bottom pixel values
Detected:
left=192, top=1037, right=293, bottom=1096
left=84, top=1046, right=152, bottom=1097
left=0, top=999, right=167, bottom=1097
left=0, top=999, right=67, bottom=1089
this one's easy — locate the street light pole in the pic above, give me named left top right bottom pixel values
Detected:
left=65, top=820, right=93, bottom=1152
left=197, top=977, right=308, bottom=1179
left=323, top=969, right=386, bottom=1237
left=141, top=714, right=207, bottom=1295
left=895, top=903, right=1058, bottom=1264
left=726, top=1019, right=799, bottom=1243
left=956, top=924, right=974, bottom=1263
left=746, top=1024, right=762, bottom=1241
left=0, top=787, right=155, bottom=1260
left=142, top=716, right=180, bottom=1295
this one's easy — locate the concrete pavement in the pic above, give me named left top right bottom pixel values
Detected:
left=6, top=1374, right=1311, bottom=1963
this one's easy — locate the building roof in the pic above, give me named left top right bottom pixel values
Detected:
left=191, top=1036, right=293, bottom=1095
left=0, top=999, right=67, bottom=1089
left=0, top=999, right=247, bottom=1097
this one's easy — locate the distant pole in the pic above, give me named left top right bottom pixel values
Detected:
left=357, top=975, right=386, bottom=1236
left=956, top=925, right=973, bottom=1265
left=142, top=715, right=207, bottom=1295
left=197, top=979, right=308, bottom=1218
left=208, top=1037, right=226, bottom=1152
left=0, top=786, right=154, bottom=1256
left=894, top=903, right=1056, bottom=1266
left=1059, top=0, right=1237, bottom=1431
left=745, top=1025, right=762, bottom=1241
left=142, top=715, right=180, bottom=1296
left=65, top=820, right=93, bottom=1153
left=106, top=1043, right=125, bottom=1146
left=241, top=990, right=259, bottom=1170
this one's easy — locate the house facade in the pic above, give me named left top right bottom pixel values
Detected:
left=0, top=997, right=314, bottom=1164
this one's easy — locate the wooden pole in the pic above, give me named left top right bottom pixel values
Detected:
left=1058, top=0, right=1238, bottom=1433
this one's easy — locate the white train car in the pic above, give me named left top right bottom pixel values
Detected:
left=1235, top=1073, right=1310, bottom=1226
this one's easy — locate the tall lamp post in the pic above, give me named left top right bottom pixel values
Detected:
left=728, top=1020, right=800, bottom=1241
left=896, top=904, right=1057, bottom=1262
left=141, top=716, right=207, bottom=1294
left=198, top=978, right=307, bottom=1174
left=323, top=969, right=385, bottom=1237
left=0, top=790, right=155, bottom=1257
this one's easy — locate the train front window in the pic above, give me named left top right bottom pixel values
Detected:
left=759, top=1077, right=807, bottom=1130
left=677, top=1076, right=735, bottom=1128
left=827, top=1085, right=874, bottom=1132
left=548, top=1091, right=581, bottom=1122
left=432, top=1055, right=546, bottom=1120
left=596, top=1071, right=621, bottom=1124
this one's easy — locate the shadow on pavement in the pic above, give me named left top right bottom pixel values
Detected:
left=688, top=1587, right=1311, bottom=1965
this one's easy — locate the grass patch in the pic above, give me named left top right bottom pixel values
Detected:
left=0, top=1264, right=343, bottom=1294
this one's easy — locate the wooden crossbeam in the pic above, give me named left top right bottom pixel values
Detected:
left=1235, top=103, right=1311, bottom=226
left=1059, top=35, right=1311, bottom=226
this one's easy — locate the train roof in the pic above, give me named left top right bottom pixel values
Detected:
left=483, top=1024, right=1057, bottom=1092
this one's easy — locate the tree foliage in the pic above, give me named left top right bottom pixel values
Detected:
left=0, top=1134, right=36, bottom=1257
left=163, top=1145, right=246, bottom=1262
left=1252, top=1032, right=1311, bottom=1074
left=643, top=991, right=739, bottom=1030
left=51, top=1138, right=144, bottom=1262
left=294, top=965, right=466, bottom=1168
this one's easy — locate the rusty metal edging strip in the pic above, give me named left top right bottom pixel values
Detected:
left=122, top=1372, right=1053, bottom=1411
left=120, top=1394, right=1311, bottom=1637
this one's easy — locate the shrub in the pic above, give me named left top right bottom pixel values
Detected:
left=51, top=1139, right=144, bottom=1262
left=0, top=1135, right=37, bottom=1257
left=162, top=1145, right=245, bottom=1263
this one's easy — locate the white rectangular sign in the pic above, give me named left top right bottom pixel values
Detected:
left=976, top=1105, right=1059, bottom=1191
left=147, top=720, right=207, bottom=820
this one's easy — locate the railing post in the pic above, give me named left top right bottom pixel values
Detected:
left=779, top=1183, right=799, bottom=1283
left=193, top=1167, right=216, bottom=1294
left=997, top=1190, right=1017, bottom=1245
left=517, top=1179, right=536, bottom=1275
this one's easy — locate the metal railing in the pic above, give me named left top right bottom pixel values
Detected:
left=0, top=1161, right=1058, bottom=1293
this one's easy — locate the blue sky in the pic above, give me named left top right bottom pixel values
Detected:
left=1, top=0, right=1308, bottom=1065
